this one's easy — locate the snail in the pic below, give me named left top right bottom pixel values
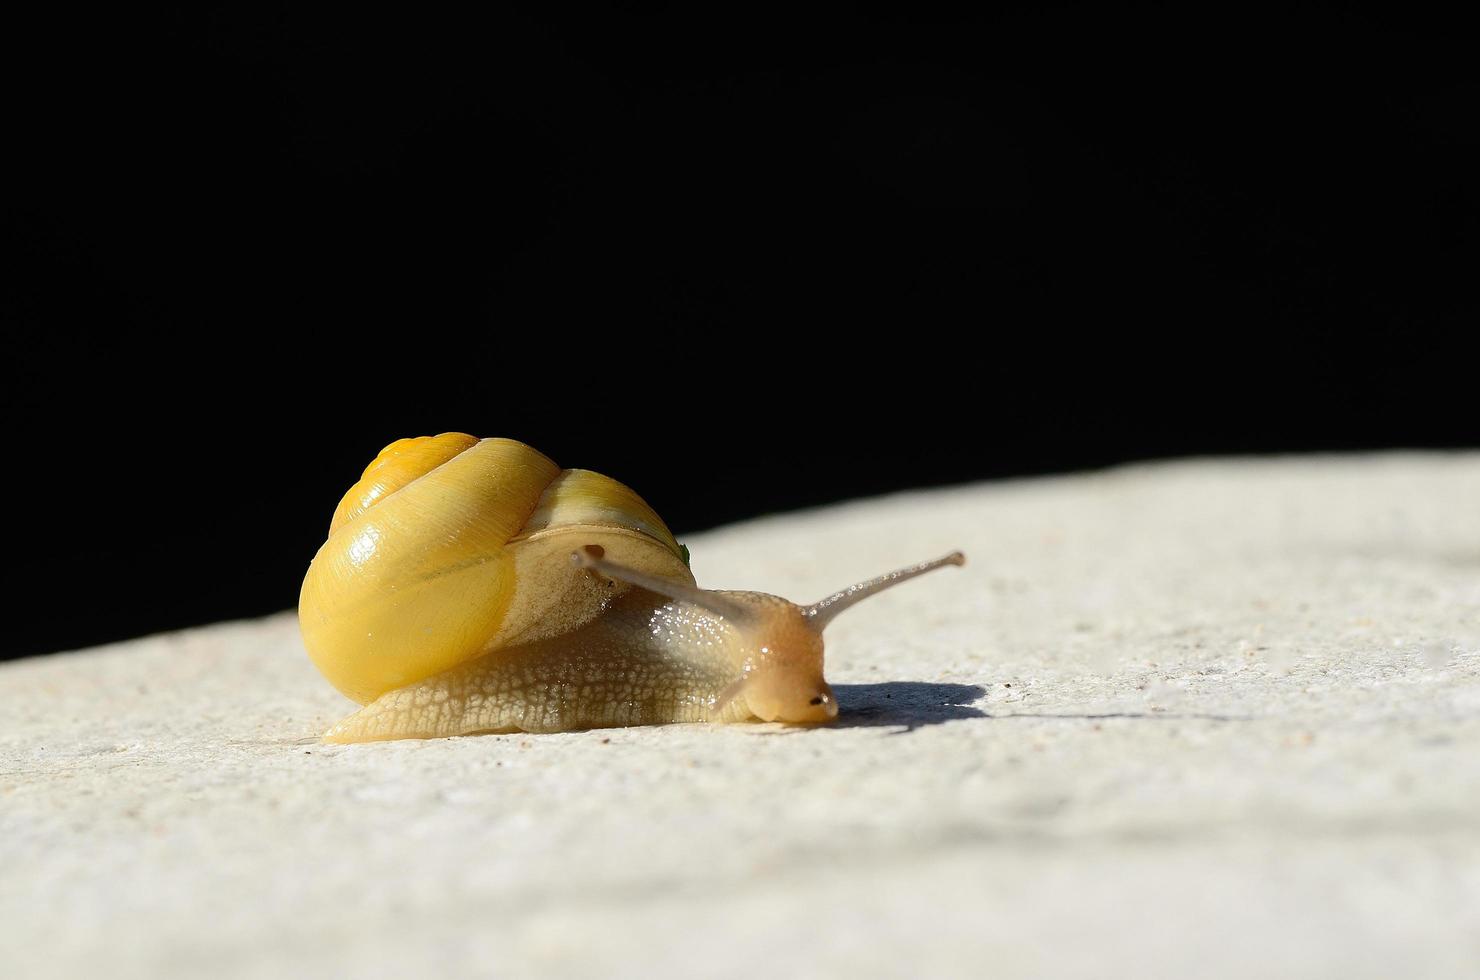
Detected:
left=299, top=434, right=964, bottom=742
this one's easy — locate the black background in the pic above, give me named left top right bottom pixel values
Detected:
left=7, top=6, right=1476, bottom=660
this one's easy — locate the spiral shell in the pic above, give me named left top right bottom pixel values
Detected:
left=298, top=434, right=692, bottom=704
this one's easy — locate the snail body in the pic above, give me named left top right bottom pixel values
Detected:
left=299, top=434, right=963, bottom=743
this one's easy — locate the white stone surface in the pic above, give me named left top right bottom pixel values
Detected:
left=4, top=454, right=1479, bottom=979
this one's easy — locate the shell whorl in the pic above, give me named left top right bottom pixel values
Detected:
left=299, top=435, right=692, bottom=705
left=328, top=432, right=481, bottom=534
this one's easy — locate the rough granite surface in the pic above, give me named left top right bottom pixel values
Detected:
left=3, top=454, right=1479, bottom=979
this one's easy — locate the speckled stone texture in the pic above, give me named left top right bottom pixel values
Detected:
left=3, top=454, right=1478, bottom=979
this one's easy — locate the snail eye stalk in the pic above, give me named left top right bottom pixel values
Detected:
left=804, top=552, right=965, bottom=630
left=572, top=547, right=755, bottom=624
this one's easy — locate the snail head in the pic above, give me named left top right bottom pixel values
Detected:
left=572, top=547, right=964, bottom=726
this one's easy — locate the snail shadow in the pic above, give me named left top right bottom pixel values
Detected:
left=832, top=682, right=987, bottom=733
